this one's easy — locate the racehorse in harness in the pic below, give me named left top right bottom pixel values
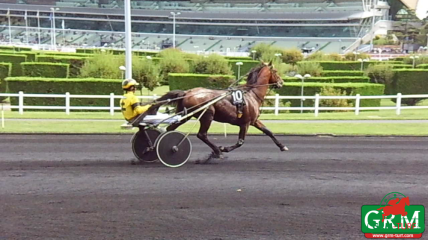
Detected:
left=152, top=61, right=288, bottom=162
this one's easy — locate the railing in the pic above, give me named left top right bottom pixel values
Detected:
left=0, top=92, right=427, bottom=117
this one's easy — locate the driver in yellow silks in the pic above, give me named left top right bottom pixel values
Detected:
left=120, top=79, right=151, bottom=122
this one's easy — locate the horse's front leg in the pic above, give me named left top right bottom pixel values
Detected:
left=252, top=120, right=288, bottom=151
left=219, top=124, right=249, bottom=153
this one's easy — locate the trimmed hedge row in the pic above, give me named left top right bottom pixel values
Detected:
left=21, top=62, right=70, bottom=78
left=0, top=54, right=27, bottom=76
left=228, top=60, right=260, bottom=78
left=284, top=76, right=370, bottom=83
left=0, top=50, right=36, bottom=62
left=275, top=82, right=385, bottom=108
left=36, top=55, right=87, bottom=77
left=389, top=69, right=428, bottom=105
left=0, top=63, right=11, bottom=102
left=0, top=46, right=32, bottom=52
left=168, top=73, right=235, bottom=90
left=417, top=64, right=428, bottom=69
left=307, top=61, right=404, bottom=71
left=322, top=70, right=364, bottom=77
left=6, top=77, right=122, bottom=109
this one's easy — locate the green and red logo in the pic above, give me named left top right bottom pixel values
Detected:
left=362, top=192, right=425, bottom=238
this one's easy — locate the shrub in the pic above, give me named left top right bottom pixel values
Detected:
left=403, top=55, right=428, bottom=66
left=275, top=82, right=385, bottom=109
left=365, top=64, right=394, bottom=84
left=250, top=43, right=273, bottom=60
left=322, top=70, right=364, bottom=77
left=296, top=61, right=323, bottom=77
left=21, top=62, right=70, bottom=78
left=132, top=56, right=160, bottom=91
left=277, top=63, right=296, bottom=77
left=319, top=86, right=353, bottom=111
left=6, top=77, right=122, bottom=110
left=193, top=54, right=233, bottom=75
left=79, top=52, right=123, bottom=79
left=158, top=49, right=190, bottom=84
left=0, top=54, right=27, bottom=76
left=228, top=60, right=260, bottom=78
left=169, top=73, right=234, bottom=90
left=0, top=63, right=11, bottom=102
left=306, top=51, right=332, bottom=61
left=283, top=76, right=369, bottom=83
left=280, top=48, right=303, bottom=64
left=343, top=52, right=371, bottom=61
left=390, top=69, right=428, bottom=106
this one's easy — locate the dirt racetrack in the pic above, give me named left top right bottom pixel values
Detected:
left=0, top=134, right=427, bottom=240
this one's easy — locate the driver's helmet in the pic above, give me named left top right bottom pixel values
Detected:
left=122, top=79, right=139, bottom=90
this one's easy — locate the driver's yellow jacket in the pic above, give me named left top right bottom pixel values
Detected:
left=120, top=92, right=151, bottom=121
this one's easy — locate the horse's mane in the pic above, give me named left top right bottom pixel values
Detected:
left=246, top=64, right=266, bottom=85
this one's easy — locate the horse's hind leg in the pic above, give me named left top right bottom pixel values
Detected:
left=219, top=124, right=249, bottom=153
left=252, top=120, right=288, bottom=151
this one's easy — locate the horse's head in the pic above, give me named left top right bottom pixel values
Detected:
left=264, top=61, right=283, bottom=89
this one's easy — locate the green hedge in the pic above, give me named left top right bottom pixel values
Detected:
left=40, top=52, right=93, bottom=58
left=322, top=70, right=364, bottom=77
left=390, top=64, right=413, bottom=69
left=0, top=46, right=32, bottom=52
left=283, top=76, right=370, bottom=83
left=307, top=61, right=403, bottom=71
left=6, top=77, right=122, bottom=109
left=21, top=62, right=70, bottom=78
left=0, top=63, right=11, bottom=102
left=36, top=55, right=87, bottom=77
left=389, top=69, right=428, bottom=105
left=417, top=64, right=428, bottom=69
left=225, top=56, right=253, bottom=61
left=169, top=73, right=235, bottom=90
left=0, top=50, right=36, bottom=62
left=275, top=82, right=385, bottom=108
left=0, top=54, right=27, bottom=76
left=228, top=60, right=260, bottom=78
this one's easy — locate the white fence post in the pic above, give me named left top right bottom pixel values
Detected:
left=314, top=94, right=319, bottom=117
left=18, top=91, right=24, bottom=115
left=274, top=94, right=279, bottom=116
left=396, top=93, right=402, bottom=115
left=65, top=92, right=70, bottom=115
left=110, top=93, right=115, bottom=116
left=355, top=94, right=360, bottom=116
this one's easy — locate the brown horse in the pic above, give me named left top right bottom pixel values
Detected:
left=153, top=62, right=288, bottom=161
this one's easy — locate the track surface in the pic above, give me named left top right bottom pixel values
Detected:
left=0, top=134, right=427, bottom=240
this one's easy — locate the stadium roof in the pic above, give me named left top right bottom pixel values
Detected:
left=0, top=3, right=364, bottom=21
left=399, top=0, right=428, bottom=19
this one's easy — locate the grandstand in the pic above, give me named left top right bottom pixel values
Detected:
left=0, top=0, right=391, bottom=55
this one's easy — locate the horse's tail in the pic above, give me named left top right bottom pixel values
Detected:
left=146, top=90, right=186, bottom=114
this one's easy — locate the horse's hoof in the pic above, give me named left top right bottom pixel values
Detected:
left=280, top=146, right=289, bottom=151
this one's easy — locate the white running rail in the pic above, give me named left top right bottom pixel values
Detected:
left=0, top=92, right=427, bottom=117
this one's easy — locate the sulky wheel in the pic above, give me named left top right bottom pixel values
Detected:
left=156, top=131, right=192, bottom=168
left=131, top=128, right=161, bottom=162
